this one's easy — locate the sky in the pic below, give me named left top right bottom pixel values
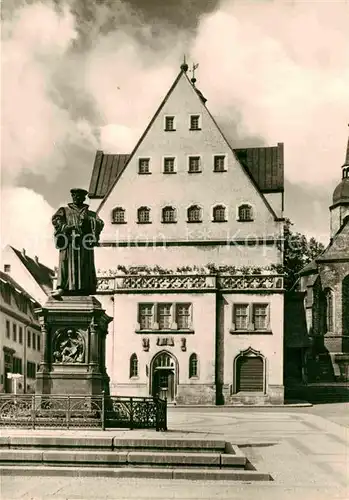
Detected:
left=1, top=0, right=349, bottom=268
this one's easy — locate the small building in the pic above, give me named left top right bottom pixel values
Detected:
left=90, top=63, right=285, bottom=405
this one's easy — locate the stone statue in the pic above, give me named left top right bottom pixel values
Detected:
left=51, top=188, right=104, bottom=298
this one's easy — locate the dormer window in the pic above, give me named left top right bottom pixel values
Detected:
left=164, top=116, right=175, bottom=131
left=213, top=205, right=227, bottom=222
left=214, top=155, right=226, bottom=172
left=162, top=206, right=177, bottom=223
left=190, top=115, right=201, bottom=130
left=238, top=204, right=253, bottom=221
left=188, top=156, right=201, bottom=173
left=137, top=206, right=151, bottom=224
left=163, top=157, right=176, bottom=174
left=112, top=207, right=126, bottom=224
left=138, top=158, right=150, bottom=174
left=187, top=205, right=202, bottom=223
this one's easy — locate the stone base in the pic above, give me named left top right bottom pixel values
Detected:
left=36, top=370, right=110, bottom=396
left=224, top=385, right=284, bottom=406
left=175, top=384, right=216, bottom=405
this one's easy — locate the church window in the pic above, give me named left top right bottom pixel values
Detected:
left=163, top=157, right=176, bottom=173
left=188, top=156, right=201, bottom=173
left=138, top=158, right=150, bottom=174
left=112, top=207, right=126, bottom=224
left=213, top=205, right=227, bottom=222
left=238, top=204, right=253, bottom=221
left=137, top=207, right=151, bottom=224
left=189, top=353, right=198, bottom=378
left=162, top=206, right=177, bottom=223
left=187, top=205, right=202, bottom=223
left=129, top=353, right=138, bottom=378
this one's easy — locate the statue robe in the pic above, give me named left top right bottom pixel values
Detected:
left=52, top=203, right=104, bottom=295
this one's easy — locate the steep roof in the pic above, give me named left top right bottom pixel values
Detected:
left=316, top=218, right=349, bottom=262
left=9, top=246, right=54, bottom=295
left=0, top=270, right=40, bottom=306
left=89, top=152, right=130, bottom=199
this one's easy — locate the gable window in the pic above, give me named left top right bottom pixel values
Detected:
left=190, top=115, right=201, bottom=130
left=187, top=205, right=202, bottom=223
left=213, top=205, right=227, bottom=222
left=138, top=158, right=150, bottom=174
left=129, top=353, right=138, bottom=378
left=6, top=320, right=10, bottom=339
left=214, top=155, right=226, bottom=172
left=164, top=116, right=175, bottom=131
left=188, top=156, right=201, bottom=173
left=162, top=206, right=177, bottom=223
left=189, top=353, right=198, bottom=378
left=163, top=157, right=176, bottom=174
left=137, top=206, right=151, bottom=224
left=139, top=303, right=154, bottom=330
left=112, top=207, right=126, bottom=224
left=238, top=204, right=253, bottom=221
left=252, top=304, right=268, bottom=330
left=1, top=283, right=11, bottom=304
left=158, top=303, right=172, bottom=329
left=233, top=304, right=249, bottom=330
left=176, top=303, right=191, bottom=329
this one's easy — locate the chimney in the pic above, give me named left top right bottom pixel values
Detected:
left=34, top=256, right=39, bottom=264
left=22, top=248, right=26, bottom=257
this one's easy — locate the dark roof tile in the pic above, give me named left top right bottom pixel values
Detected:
left=10, top=247, right=54, bottom=295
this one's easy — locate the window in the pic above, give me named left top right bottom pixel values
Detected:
left=129, top=353, right=138, bottom=378
left=27, top=330, right=31, bottom=348
left=19, top=327, right=23, bottom=344
left=27, top=361, right=36, bottom=379
left=139, top=304, right=154, bottom=330
left=236, top=355, right=264, bottom=392
left=13, top=324, right=17, bottom=342
left=16, top=294, right=27, bottom=314
left=6, top=320, right=10, bottom=338
left=137, top=207, right=151, bottom=224
left=188, top=156, right=201, bottom=173
left=234, top=305, right=249, bottom=330
left=32, top=332, right=36, bottom=350
left=176, top=304, right=191, bottom=329
left=190, top=115, right=201, bottom=130
left=187, top=205, right=202, bottom=223
left=163, top=157, right=175, bottom=174
left=252, top=304, right=268, bottom=330
left=164, top=116, right=175, bottom=131
left=213, top=205, right=226, bottom=222
left=214, top=155, right=226, bottom=172
left=13, top=357, right=22, bottom=374
left=189, top=353, right=198, bottom=378
left=158, top=303, right=172, bottom=329
left=162, top=206, right=176, bottom=223
left=112, top=207, right=126, bottom=224
left=138, top=158, right=150, bottom=174
left=1, top=283, right=11, bottom=304
left=4, top=264, right=11, bottom=273
left=325, top=289, right=334, bottom=332
left=238, top=204, right=253, bottom=221
left=37, top=334, right=41, bottom=351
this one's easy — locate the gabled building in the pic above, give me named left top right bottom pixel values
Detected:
left=89, top=63, right=285, bottom=405
left=296, top=134, right=349, bottom=382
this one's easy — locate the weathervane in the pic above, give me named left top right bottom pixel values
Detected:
left=190, top=63, right=199, bottom=85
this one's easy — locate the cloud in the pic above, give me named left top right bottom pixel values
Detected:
left=0, top=187, right=56, bottom=267
left=191, top=0, right=349, bottom=185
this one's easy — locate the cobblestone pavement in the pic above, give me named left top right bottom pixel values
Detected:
left=1, top=404, right=348, bottom=500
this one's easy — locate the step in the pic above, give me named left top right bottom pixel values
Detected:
left=0, top=447, right=246, bottom=468
left=0, top=465, right=272, bottom=481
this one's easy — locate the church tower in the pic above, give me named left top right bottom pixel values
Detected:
left=330, top=130, right=349, bottom=237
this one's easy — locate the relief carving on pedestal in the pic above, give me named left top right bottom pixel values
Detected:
left=53, top=328, right=85, bottom=363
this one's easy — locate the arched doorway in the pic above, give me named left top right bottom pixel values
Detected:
left=235, top=347, right=265, bottom=393
left=150, top=351, right=178, bottom=402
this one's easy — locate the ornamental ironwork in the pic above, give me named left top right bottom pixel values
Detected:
left=0, top=394, right=167, bottom=431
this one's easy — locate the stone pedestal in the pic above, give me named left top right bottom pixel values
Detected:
left=35, top=296, right=112, bottom=396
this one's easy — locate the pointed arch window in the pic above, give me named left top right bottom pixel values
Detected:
left=187, top=205, right=202, bottom=223
left=112, top=207, right=126, bottom=224
left=238, top=204, right=253, bottom=222
left=130, top=353, right=138, bottom=378
left=213, top=205, right=227, bottom=222
left=189, top=353, right=198, bottom=378
left=137, top=206, right=151, bottom=224
left=162, top=206, right=177, bottom=223
left=325, top=289, right=334, bottom=332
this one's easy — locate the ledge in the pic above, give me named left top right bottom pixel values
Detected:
left=229, top=330, right=273, bottom=335
left=138, top=172, right=152, bottom=175
left=135, top=329, right=195, bottom=335
left=188, top=170, right=202, bottom=174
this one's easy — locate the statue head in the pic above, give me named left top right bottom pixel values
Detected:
left=70, top=188, right=88, bottom=207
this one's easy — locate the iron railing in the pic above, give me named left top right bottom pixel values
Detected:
left=0, top=394, right=167, bottom=431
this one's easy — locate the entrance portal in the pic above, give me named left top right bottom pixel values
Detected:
left=150, top=351, right=177, bottom=402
